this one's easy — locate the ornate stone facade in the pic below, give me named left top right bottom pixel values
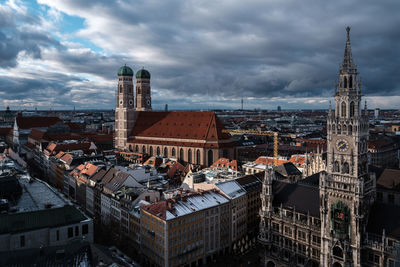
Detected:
left=258, top=28, right=400, bottom=267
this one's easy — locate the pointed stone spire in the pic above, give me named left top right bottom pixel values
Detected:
left=341, top=26, right=357, bottom=73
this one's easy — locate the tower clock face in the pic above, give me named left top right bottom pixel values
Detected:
left=336, top=139, right=349, bottom=152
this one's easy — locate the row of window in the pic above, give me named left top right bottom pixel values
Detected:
left=129, top=145, right=219, bottom=165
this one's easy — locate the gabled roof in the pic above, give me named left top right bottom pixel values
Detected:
left=211, top=158, right=238, bottom=170
left=272, top=180, right=320, bottom=217
left=274, top=162, right=302, bottom=177
left=375, top=168, right=400, bottom=191
left=367, top=202, right=400, bottom=239
left=16, top=116, right=61, bottom=129
left=128, top=111, right=234, bottom=148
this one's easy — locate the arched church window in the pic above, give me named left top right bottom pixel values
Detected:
left=341, top=102, right=346, bottom=117
left=334, top=161, right=339, bottom=172
left=172, top=148, right=176, bottom=157
left=164, top=147, right=168, bottom=157
left=188, top=149, right=192, bottom=163
left=343, top=76, right=347, bottom=88
left=135, top=145, right=138, bottom=152
left=208, top=150, right=213, bottom=167
left=149, top=146, right=153, bottom=156
left=350, top=101, right=355, bottom=117
left=138, top=88, right=141, bottom=94
left=349, top=75, right=352, bottom=88
left=142, top=146, right=146, bottom=153
left=348, top=125, right=352, bottom=135
left=342, top=162, right=349, bottom=174
left=333, top=246, right=343, bottom=258
left=119, top=85, right=122, bottom=93
left=337, top=124, right=341, bottom=134
left=196, top=149, right=201, bottom=165
left=343, top=125, right=347, bottom=133
left=156, top=146, right=160, bottom=156
left=129, top=145, right=133, bottom=152
left=180, top=148, right=184, bottom=161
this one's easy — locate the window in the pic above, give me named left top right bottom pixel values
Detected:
left=350, top=101, right=355, bottom=117
left=333, top=246, right=343, bottom=258
left=82, top=224, right=88, bottom=235
left=145, top=196, right=150, bottom=202
left=68, top=227, right=73, bottom=238
left=343, top=76, right=347, bottom=88
left=341, top=102, right=346, bottom=117
left=298, top=230, right=306, bottom=241
left=56, top=230, right=60, bottom=241
left=75, top=226, right=79, bottom=236
left=388, top=194, right=395, bottom=204
left=334, top=161, right=339, bottom=172
left=150, top=146, right=153, bottom=156
left=342, top=162, right=349, bottom=174
left=142, top=146, right=146, bottom=153
left=180, top=148, right=184, bottom=161
left=135, top=145, right=139, bottom=152
left=156, top=146, right=160, bottom=156
left=284, top=226, right=292, bottom=236
left=196, top=150, right=201, bottom=165
left=188, top=149, right=192, bottom=163
left=349, top=75, right=353, bottom=88
left=208, top=150, right=213, bottom=167
left=20, top=235, right=25, bottom=247
left=172, top=148, right=176, bottom=157
left=119, top=85, right=122, bottom=93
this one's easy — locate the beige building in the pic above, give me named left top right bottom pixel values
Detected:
left=140, top=190, right=230, bottom=267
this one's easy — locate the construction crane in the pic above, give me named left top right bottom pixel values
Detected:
left=222, top=129, right=296, bottom=166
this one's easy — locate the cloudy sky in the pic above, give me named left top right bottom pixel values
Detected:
left=0, top=0, right=399, bottom=110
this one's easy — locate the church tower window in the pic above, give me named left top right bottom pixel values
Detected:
left=180, top=148, right=184, bottom=161
left=349, top=75, right=353, bottom=88
left=172, top=148, right=176, bottom=157
left=344, top=76, right=347, bottom=88
left=164, top=147, right=168, bottom=157
left=156, top=146, right=160, bottom=156
left=350, top=101, right=355, bottom=117
left=341, top=102, right=346, bottom=117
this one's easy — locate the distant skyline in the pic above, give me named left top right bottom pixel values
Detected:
left=0, top=0, right=399, bottom=110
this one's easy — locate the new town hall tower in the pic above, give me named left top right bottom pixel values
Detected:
left=259, top=28, right=400, bottom=267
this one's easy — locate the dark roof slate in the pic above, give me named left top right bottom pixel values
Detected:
left=272, top=180, right=320, bottom=218
left=367, top=202, right=400, bottom=239
left=0, top=205, right=86, bottom=234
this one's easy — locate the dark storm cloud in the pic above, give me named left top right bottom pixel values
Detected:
left=2, top=0, right=400, bottom=109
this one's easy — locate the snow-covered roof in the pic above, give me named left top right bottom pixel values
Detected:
left=216, top=180, right=246, bottom=199
left=165, top=191, right=229, bottom=220
left=15, top=175, right=67, bottom=212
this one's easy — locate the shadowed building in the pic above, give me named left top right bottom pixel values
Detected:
left=258, top=28, right=400, bottom=267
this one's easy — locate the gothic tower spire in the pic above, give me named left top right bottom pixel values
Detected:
left=341, top=26, right=356, bottom=74
left=320, top=27, right=375, bottom=267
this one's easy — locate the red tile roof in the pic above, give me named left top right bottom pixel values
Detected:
left=28, top=129, right=46, bottom=141
left=128, top=111, right=234, bottom=148
left=16, top=116, right=61, bottom=129
left=0, top=128, right=12, bottom=136
left=45, top=141, right=93, bottom=155
left=211, top=158, right=238, bottom=170
left=254, top=156, right=289, bottom=166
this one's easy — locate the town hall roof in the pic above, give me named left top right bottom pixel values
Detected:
left=128, top=111, right=234, bottom=148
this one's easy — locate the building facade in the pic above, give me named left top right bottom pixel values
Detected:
left=258, top=28, right=400, bottom=267
left=113, top=66, right=236, bottom=167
